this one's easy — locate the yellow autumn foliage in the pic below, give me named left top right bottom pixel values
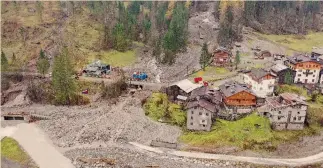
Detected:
left=166, top=1, right=176, bottom=19
left=219, top=0, right=244, bottom=22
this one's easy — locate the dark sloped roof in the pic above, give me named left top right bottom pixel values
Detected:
left=249, top=68, right=271, bottom=80
left=186, top=99, right=217, bottom=113
left=286, top=54, right=318, bottom=64
left=219, top=80, right=254, bottom=97
left=190, top=86, right=222, bottom=103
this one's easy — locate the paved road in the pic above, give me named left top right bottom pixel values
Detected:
left=2, top=123, right=74, bottom=168
left=130, top=142, right=323, bottom=166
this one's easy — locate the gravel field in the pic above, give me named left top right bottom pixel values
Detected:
left=2, top=94, right=181, bottom=148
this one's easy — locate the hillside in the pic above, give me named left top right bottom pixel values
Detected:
left=1, top=1, right=323, bottom=83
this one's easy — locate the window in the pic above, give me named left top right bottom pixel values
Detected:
left=312, top=79, right=315, bottom=82
left=278, top=116, right=282, bottom=120
left=203, top=125, right=206, bottom=127
left=199, top=112, right=202, bottom=115
left=298, top=74, right=301, bottom=77
left=298, top=78, right=301, bottom=82
left=194, top=106, right=197, bottom=109
left=191, top=111, right=194, bottom=114
left=293, top=117, right=296, bottom=121
left=298, top=117, right=302, bottom=121
left=314, top=70, right=316, bottom=73
left=190, top=122, right=193, bottom=125
left=191, top=116, right=193, bottom=120
left=298, top=69, right=302, bottom=72
left=278, top=111, right=281, bottom=114
left=297, top=112, right=300, bottom=114
left=202, top=120, right=205, bottom=123
left=206, top=113, right=209, bottom=116
left=313, top=75, right=315, bottom=77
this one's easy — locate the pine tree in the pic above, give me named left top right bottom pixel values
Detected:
left=112, top=23, right=128, bottom=52
left=1, top=51, right=8, bottom=72
left=52, top=47, right=76, bottom=105
left=217, top=5, right=235, bottom=47
left=235, top=50, right=241, bottom=70
left=39, top=49, right=45, bottom=59
left=12, top=53, right=16, bottom=63
left=284, top=70, right=293, bottom=85
left=37, top=49, right=50, bottom=76
left=162, top=2, right=189, bottom=65
left=199, top=42, right=210, bottom=71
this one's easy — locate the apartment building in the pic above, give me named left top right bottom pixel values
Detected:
left=284, top=54, right=321, bottom=84
left=241, top=68, right=276, bottom=98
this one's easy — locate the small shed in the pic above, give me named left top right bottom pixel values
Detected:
left=166, top=79, right=203, bottom=102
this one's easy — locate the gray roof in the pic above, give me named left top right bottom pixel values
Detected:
left=186, top=99, right=217, bottom=113
left=271, top=64, right=288, bottom=73
left=286, top=54, right=316, bottom=64
left=248, top=68, right=271, bottom=80
left=190, top=86, right=222, bottom=103
left=219, top=80, right=255, bottom=98
left=170, top=79, right=203, bottom=93
left=313, top=48, right=323, bottom=55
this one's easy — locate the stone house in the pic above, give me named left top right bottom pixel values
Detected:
left=270, top=63, right=295, bottom=84
left=241, top=68, right=276, bottom=98
left=219, top=81, right=257, bottom=113
left=284, top=54, right=321, bottom=84
left=258, top=93, right=308, bottom=130
left=185, top=86, right=223, bottom=131
left=186, top=99, right=218, bottom=131
left=211, top=47, right=231, bottom=67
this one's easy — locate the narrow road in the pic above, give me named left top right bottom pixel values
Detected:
left=130, top=142, right=323, bottom=166
left=3, top=123, right=75, bottom=168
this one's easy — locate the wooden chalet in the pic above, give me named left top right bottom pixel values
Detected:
left=219, top=81, right=257, bottom=107
left=212, top=47, right=231, bottom=66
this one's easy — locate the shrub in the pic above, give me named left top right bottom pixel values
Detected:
left=144, top=93, right=186, bottom=127
left=168, top=103, right=186, bottom=127
left=100, top=78, right=127, bottom=99
left=70, top=94, right=90, bottom=105
left=27, top=81, right=54, bottom=104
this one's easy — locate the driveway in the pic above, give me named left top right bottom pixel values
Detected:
left=1, top=123, right=74, bottom=168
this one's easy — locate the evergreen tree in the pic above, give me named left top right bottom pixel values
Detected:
left=52, top=47, right=76, bottom=105
left=217, top=6, right=235, bottom=47
left=163, top=2, right=189, bottom=53
left=112, top=23, right=128, bottom=52
left=12, top=53, right=16, bottom=63
left=284, top=70, right=293, bottom=85
left=235, top=50, right=241, bottom=70
left=1, top=51, right=8, bottom=71
left=199, top=42, right=210, bottom=71
left=36, top=50, right=50, bottom=76
left=39, top=49, right=45, bottom=59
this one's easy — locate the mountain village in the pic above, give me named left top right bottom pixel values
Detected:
left=1, top=1, right=323, bottom=168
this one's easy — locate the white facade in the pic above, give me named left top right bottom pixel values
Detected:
left=242, top=74, right=275, bottom=98
left=294, top=69, right=320, bottom=84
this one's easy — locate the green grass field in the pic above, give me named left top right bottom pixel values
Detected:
left=181, top=113, right=321, bottom=150
left=256, top=32, right=323, bottom=52
left=1, top=137, right=31, bottom=164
